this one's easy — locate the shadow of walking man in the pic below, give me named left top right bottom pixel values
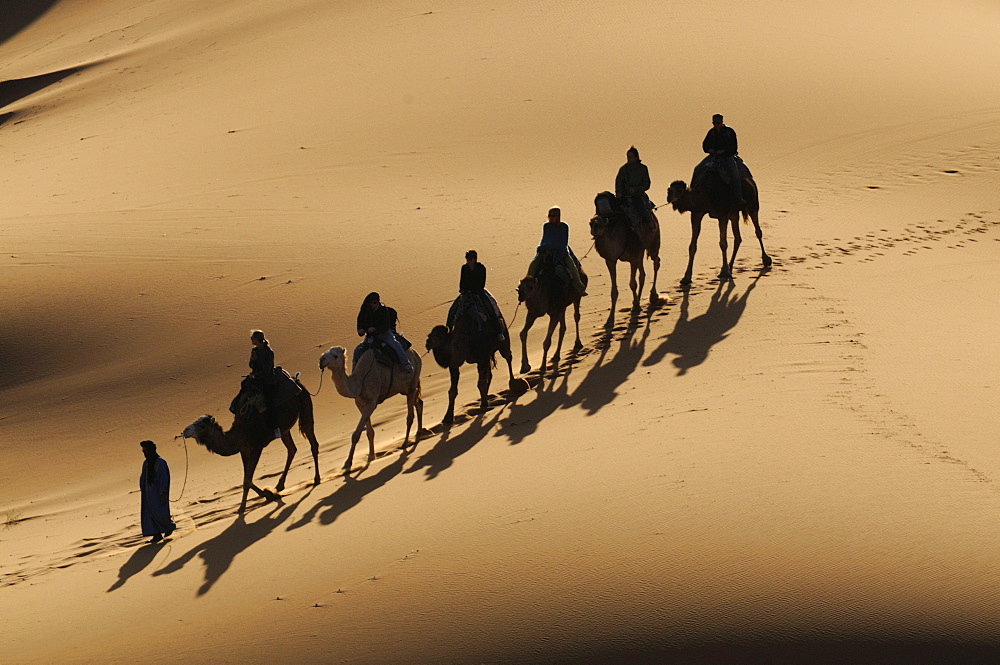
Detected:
left=643, top=276, right=760, bottom=375
left=106, top=542, right=163, bottom=592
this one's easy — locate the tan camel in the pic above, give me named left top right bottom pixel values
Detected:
left=319, top=346, right=423, bottom=471
left=181, top=380, right=321, bottom=514
left=666, top=176, right=771, bottom=285
left=589, top=191, right=661, bottom=321
left=426, top=304, right=528, bottom=424
left=516, top=260, right=585, bottom=381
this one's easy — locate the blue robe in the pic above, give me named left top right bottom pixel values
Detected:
left=140, top=457, right=175, bottom=537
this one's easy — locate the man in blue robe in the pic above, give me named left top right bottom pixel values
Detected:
left=139, top=440, right=175, bottom=544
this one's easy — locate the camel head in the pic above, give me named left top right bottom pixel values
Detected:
left=589, top=214, right=609, bottom=238
left=425, top=325, right=451, bottom=351
left=517, top=276, right=537, bottom=303
left=667, top=180, right=690, bottom=211
left=319, top=346, right=347, bottom=372
left=182, top=415, right=217, bottom=445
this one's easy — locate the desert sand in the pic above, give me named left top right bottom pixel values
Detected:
left=2, top=0, right=999, bottom=662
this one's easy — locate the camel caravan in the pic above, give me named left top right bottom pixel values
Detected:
left=181, top=119, right=771, bottom=513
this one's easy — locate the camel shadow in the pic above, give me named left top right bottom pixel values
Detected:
left=286, top=452, right=408, bottom=530
left=643, top=274, right=761, bottom=375
left=565, top=306, right=654, bottom=416
left=498, top=368, right=571, bottom=446
left=106, top=542, right=164, bottom=592
left=152, top=489, right=312, bottom=596
left=404, top=406, right=506, bottom=481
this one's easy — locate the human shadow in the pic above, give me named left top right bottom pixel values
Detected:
left=1, top=0, right=61, bottom=46
left=643, top=274, right=761, bottom=375
left=286, top=452, right=408, bottom=530
left=498, top=366, right=571, bottom=446
left=106, top=541, right=164, bottom=592
left=152, top=489, right=311, bottom=596
left=565, top=305, right=656, bottom=416
left=404, top=406, right=506, bottom=481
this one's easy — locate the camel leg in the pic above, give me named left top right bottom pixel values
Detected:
left=717, top=217, right=732, bottom=281
left=519, top=313, right=538, bottom=374
left=345, top=399, right=377, bottom=471
left=275, top=429, right=296, bottom=492
left=682, top=213, right=704, bottom=285
left=727, top=214, right=743, bottom=278
left=605, top=257, right=618, bottom=327
left=477, top=360, right=492, bottom=411
left=404, top=394, right=414, bottom=445
left=414, top=387, right=424, bottom=443
left=443, top=366, right=460, bottom=425
left=572, top=299, right=583, bottom=351
left=750, top=209, right=771, bottom=267
left=238, top=447, right=265, bottom=514
left=540, top=314, right=561, bottom=380
left=649, top=247, right=661, bottom=303
left=298, top=397, right=322, bottom=485
left=629, top=261, right=641, bottom=312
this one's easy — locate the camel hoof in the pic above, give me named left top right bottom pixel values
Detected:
left=520, top=363, right=531, bottom=375
left=680, top=276, right=692, bottom=286
left=508, top=377, right=530, bottom=395
left=763, top=255, right=773, bottom=267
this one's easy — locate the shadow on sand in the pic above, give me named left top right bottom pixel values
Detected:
left=643, top=272, right=764, bottom=375
left=151, top=489, right=313, bottom=596
left=286, top=452, right=409, bottom=530
left=404, top=406, right=508, bottom=481
left=1, top=0, right=61, bottom=46
left=106, top=541, right=165, bottom=592
left=563, top=303, right=658, bottom=416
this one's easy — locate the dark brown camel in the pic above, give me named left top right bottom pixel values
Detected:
left=667, top=177, right=771, bottom=284
left=181, top=379, right=321, bottom=514
left=516, top=258, right=586, bottom=381
left=589, top=191, right=661, bottom=321
left=426, top=303, right=528, bottom=425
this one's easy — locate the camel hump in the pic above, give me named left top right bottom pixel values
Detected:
left=272, top=366, right=302, bottom=406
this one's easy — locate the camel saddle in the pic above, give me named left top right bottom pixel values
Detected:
left=353, top=333, right=411, bottom=368
left=229, top=366, right=301, bottom=415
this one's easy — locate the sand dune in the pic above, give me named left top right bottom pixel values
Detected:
left=2, top=0, right=999, bottom=662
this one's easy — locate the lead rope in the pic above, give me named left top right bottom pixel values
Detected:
left=170, top=434, right=190, bottom=503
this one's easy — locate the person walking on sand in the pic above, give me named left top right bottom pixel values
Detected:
left=139, top=440, right=175, bottom=544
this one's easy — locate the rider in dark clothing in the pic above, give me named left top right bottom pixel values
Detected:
left=448, top=250, right=506, bottom=340
left=356, top=292, right=414, bottom=372
left=248, top=330, right=276, bottom=409
left=699, top=113, right=744, bottom=204
left=615, top=146, right=652, bottom=225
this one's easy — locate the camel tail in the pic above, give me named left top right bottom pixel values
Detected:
left=295, top=378, right=317, bottom=436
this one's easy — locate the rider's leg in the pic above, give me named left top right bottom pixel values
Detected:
left=377, top=330, right=413, bottom=371
left=564, top=255, right=587, bottom=294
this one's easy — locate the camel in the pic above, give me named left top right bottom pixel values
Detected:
left=319, top=345, right=423, bottom=472
left=426, top=304, right=528, bottom=425
left=589, top=191, right=661, bottom=319
left=666, top=175, right=771, bottom=285
left=181, top=379, right=321, bottom=514
left=516, top=258, right=586, bottom=381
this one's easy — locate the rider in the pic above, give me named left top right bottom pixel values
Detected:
left=615, top=146, right=652, bottom=227
left=356, top=291, right=414, bottom=372
left=524, top=207, right=587, bottom=297
left=447, top=250, right=506, bottom=341
left=699, top=113, right=744, bottom=204
left=248, top=330, right=276, bottom=410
